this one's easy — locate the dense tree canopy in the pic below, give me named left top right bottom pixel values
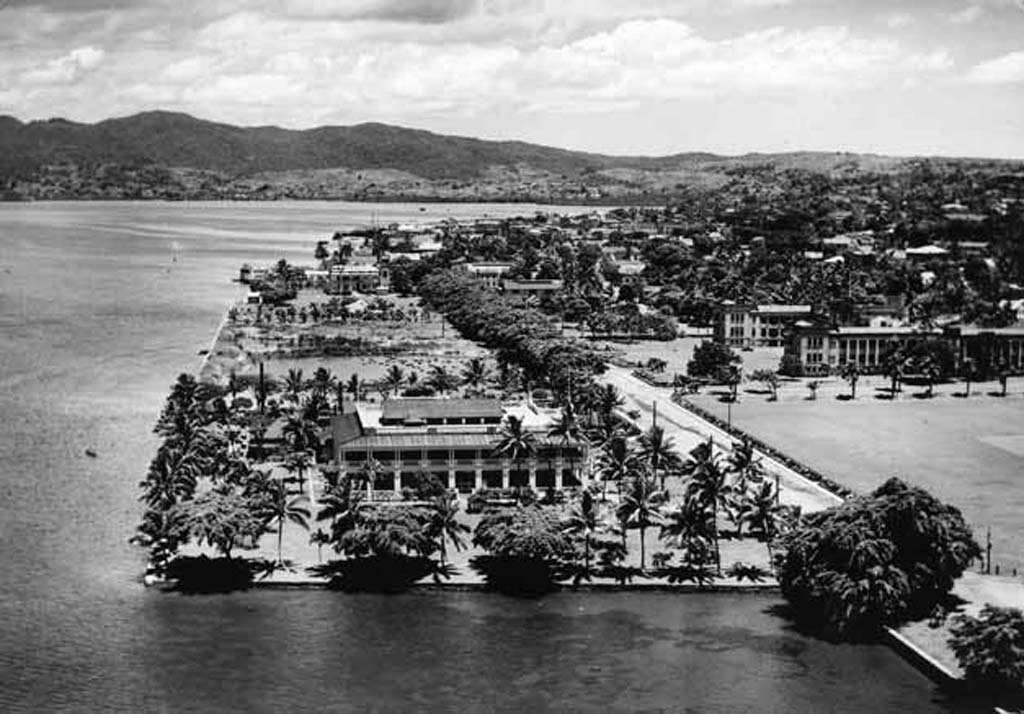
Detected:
left=777, top=477, right=980, bottom=640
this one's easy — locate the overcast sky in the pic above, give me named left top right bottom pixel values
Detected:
left=2, top=0, right=1023, bottom=158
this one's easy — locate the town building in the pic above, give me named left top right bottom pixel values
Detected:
left=329, top=398, right=588, bottom=493
left=715, top=302, right=813, bottom=348
left=502, top=278, right=563, bottom=302
left=945, top=325, right=1024, bottom=375
left=783, top=323, right=943, bottom=376
left=328, top=264, right=388, bottom=294
left=460, top=262, right=513, bottom=289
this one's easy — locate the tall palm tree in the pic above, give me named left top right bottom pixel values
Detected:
left=310, top=367, right=336, bottom=400
left=563, top=490, right=601, bottom=573
left=428, top=495, right=470, bottom=566
left=283, top=450, right=313, bottom=497
left=595, top=383, right=625, bottom=425
left=492, top=415, right=537, bottom=486
left=346, top=373, right=361, bottom=403
left=682, top=438, right=731, bottom=574
left=727, top=438, right=764, bottom=494
left=548, top=406, right=584, bottom=483
left=637, top=424, right=681, bottom=491
left=261, top=479, right=311, bottom=565
left=427, top=364, right=458, bottom=396
left=616, top=473, right=666, bottom=571
left=139, top=441, right=204, bottom=510
left=461, top=357, right=491, bottom=396
left=284, top=368, right=306, bottom=405
left=659, top=497, right=715, bottom=569
left=596, top=435, right=640, bottom=499
left=384, top=364, right=405, bottom=398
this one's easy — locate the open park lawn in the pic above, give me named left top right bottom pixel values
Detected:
left=687, top=380, right=1024, bottom=573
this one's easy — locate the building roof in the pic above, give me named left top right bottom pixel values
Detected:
left=503, top=279, right=563, bottom=291
left=835, top=326, right=939, bottom=336
left=754, top=304, right=812, bottom=315
left=337, top=431, right=583, bottom=451
left=381, top=398, right=503, bottom=423
left=906, top=245, right=949, bottom=256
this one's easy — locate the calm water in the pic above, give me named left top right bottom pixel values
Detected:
left=0, top=201, right=967, bottom=712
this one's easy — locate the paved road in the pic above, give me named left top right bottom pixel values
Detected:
left=603, top=366, right=842, bottom=514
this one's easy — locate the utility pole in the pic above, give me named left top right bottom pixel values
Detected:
left=986, top=528, right=992, bottom=575
left=652, top=400, right=657, bottom=429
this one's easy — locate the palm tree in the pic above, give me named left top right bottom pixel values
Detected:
left=616, top=474, right=666, bottom=571
left=427, top=364, right=458, bottom=396
left=596, top=434, right=638, bottom=499
left=882, top=344, right=906, bottom=396
left=563, top=490, right=601, bottom=573
left=659, top=497, right=715, bottom=569
left=140, top=441, right=205, bottom=510
left=637, top=425, right=681, bottom=490
left=428, top=495, right=470, bottom=566
left=283, top=413, right=319, bottom=453
left=310, top=367, right=336, bottom=400
left=461, top=357, right=491, bottom=396
left=547, top=406, right=584, bottom=483
left=261, top=479, right=311, bottom=565
left=735, top=480, right=783, bottom=568
left=594, top=383, right=625, bottom=424
left=726, top=438, right=763, bottom=494
left=384, top=364, right=405, bottom=398
left=283, top=450, right=313, bottom=497
left=492, top=415, right=537, bottom=486
left=682, top=438, right=731, bottom=574
left=346, top=373, right=361, bottom=403
left=284, top=368, right=306, bottom=403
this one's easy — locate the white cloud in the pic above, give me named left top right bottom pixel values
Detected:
left=21, top=45, right=106, bottom=84
left=948, top=5, right=984, bottom=24
left=885, top=13, right=913, bottom=28
left=967, top=51, right=1024, bottom=83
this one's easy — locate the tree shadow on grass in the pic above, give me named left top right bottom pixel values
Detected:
left=986, top=391, right=1007, bottom=398
left=835, top=394, right=853, bottom=402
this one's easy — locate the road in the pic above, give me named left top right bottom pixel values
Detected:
left=603, top=366, right=842, bottom=514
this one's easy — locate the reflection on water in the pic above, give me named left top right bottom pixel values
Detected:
left=0, top=202, right=973, bottom=712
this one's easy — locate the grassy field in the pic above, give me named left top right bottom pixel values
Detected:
left=687, top=379, right=1024, bottom=573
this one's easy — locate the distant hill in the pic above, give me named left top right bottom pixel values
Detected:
left=0, top=110, right=904, bottom=180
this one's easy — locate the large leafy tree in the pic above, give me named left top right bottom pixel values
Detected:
left=776, top=477, right=980, bottom=639
left=949, top=605, right=1024, bottom=691
left=687, top=341, right=741, bottom=381
left=175, top=488, right=268, bottom=560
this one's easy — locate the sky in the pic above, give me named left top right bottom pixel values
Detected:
left=1, top=0, right=1023, bottom=158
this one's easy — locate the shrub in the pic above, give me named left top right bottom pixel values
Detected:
left=949, top=605, right=1024, bottom=691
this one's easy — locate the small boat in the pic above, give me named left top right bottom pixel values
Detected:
left=85, top=449, right=98, bottom=458
left=198, top=349, right=209, bottom=356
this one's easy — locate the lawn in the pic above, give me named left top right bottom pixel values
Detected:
left=687, top=376, right=1024, bottom=573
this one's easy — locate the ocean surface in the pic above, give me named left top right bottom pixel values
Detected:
left=0, top=201, right=981, bottom=712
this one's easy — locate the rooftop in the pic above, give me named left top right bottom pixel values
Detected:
left=381, top=397, right=503, bottom=423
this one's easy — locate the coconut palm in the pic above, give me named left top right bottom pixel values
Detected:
left=616, top=473, right=666, bottom=571
left=310, top=367, right=336, bottom=400
left=260, top=479, right=311, bottom=565
left=427, top=364, right=458, bottom=396
left=596, top=434, right=639, bottom=499
left=284, top=368, right=306, bottom=404
left=384, top=365, right=405, bottom=398
left=682, top=438, right=731, bottom=574
left=637, top=424, right=681, bottom=490
left=139, top=441, right=206, bottom=510
left=562, top=490, right=602, bottom=573
left=547, top=406, right=584, bottom=482
left=283, top=413, right=319, bottom=453
left=735, top=480, right=783, bottom=566
left=283, top=450, right=314, bottom=495
left=428, top=495, right=470, bottom=566
left=659, top=497, right=715, bottom=569
left=492, top=415, right=537, bottom=484
left=461, top=357, right=491, bottom=396
left=594, top=383, right=625, bottom=424
left=346, top=373, right=362, bottom=403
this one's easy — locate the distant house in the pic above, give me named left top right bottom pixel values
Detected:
left=502, top=278, right=563, bottom=302
left=715, top=302, right=813, bottom=348
left=906, top=245, right=950, bottom=262
left=329, top=264, right=387, bottom=294
left=615, top=260, right=646, bottom=286
left=461, top=262, right=513, bottom=289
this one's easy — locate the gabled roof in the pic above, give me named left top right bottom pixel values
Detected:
left=381, top=398, right=503, bottom=422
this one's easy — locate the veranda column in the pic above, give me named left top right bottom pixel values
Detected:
left=501, top=461, right=510, bottom=490
left=392, top=470, right=401, bottom=493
